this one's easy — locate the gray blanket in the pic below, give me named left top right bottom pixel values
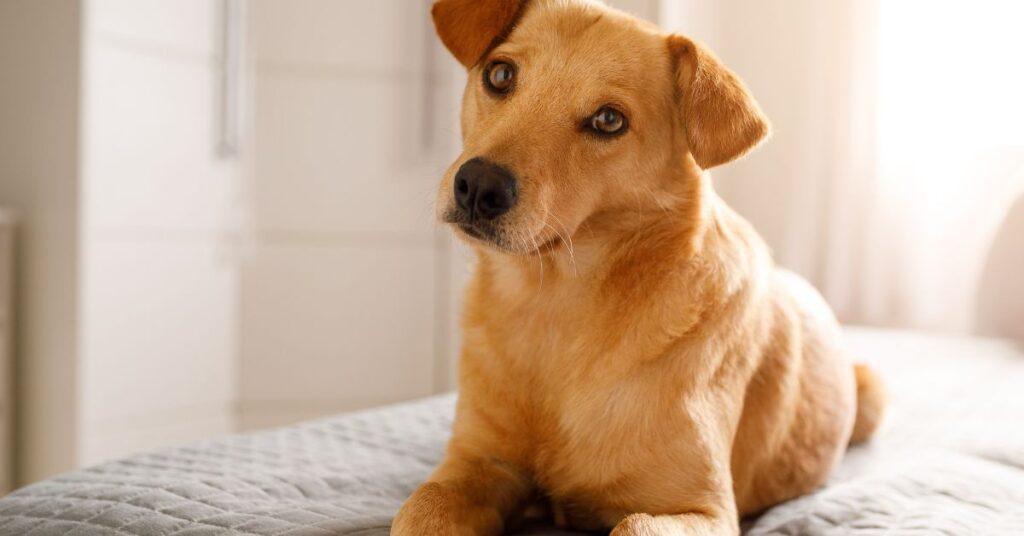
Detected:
left=1, top=328, right=1022, bottom=535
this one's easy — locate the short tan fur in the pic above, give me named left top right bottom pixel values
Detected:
left=393, top=1, right=886, bottom=534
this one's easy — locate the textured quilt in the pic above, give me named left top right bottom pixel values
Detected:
left=1, top=328, right=1023, bottom=535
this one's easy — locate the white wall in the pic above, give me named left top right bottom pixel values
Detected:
left=1, top=0, right=243, bottom=483
left=239, top=0, right=464, bottom=429
left=0, top=0, right=83, bottom=485
left=609, top=0, right=660, bottom=20
left=78, top=0, right=241, bottom=465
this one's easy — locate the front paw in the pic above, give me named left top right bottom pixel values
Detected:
left=391, top=483, right=473, bottom=536
left=610, top=513, right=671, bottom=536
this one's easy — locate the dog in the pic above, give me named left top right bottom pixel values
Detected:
left=392, top=1, right=886, bottom=534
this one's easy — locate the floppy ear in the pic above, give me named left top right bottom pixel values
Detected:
left=668, top=35, right=770, bottom=169
left=432, top=0, right=527, bottom=67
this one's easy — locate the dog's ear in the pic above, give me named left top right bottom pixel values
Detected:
left=432, top=0, right=527, bottom=67
left=668, top=35, right=770, bottom=169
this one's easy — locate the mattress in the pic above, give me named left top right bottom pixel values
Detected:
left=1, top=328, right=1022, bottom=535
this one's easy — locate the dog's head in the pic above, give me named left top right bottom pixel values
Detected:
left=433, top=0, right=769, bottom=254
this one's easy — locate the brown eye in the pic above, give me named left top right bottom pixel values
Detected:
left=484, top=62, right=516, bottom=94
left=589, top=107, right=628, bottom=136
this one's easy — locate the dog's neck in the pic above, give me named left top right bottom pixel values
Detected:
left=475, top=172, right=737, bottom=298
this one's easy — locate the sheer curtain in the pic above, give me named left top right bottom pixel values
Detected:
left=661, top=0, right=1024, bottom=336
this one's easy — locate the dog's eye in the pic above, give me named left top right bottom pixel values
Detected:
left=588, top=107, right=628, bottom=136
left=484, top=62, right=516, bottom=94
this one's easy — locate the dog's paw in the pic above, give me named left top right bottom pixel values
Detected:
left=610, top=513, right=667, bottom=536
left=391, top=483, right=473, bottom=536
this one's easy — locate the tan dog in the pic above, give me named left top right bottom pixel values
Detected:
left=393, top=0, right=885, bottom=534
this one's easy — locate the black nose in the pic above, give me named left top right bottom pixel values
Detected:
left=453, top=158, right=518, bottom=221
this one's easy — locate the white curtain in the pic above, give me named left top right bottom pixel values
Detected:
left=661, top=0, right=1024, bottom=337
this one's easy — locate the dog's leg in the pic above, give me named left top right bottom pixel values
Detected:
left=610, top=509, right=739, bottom=536
left=391, top=454, right=532, bottom=536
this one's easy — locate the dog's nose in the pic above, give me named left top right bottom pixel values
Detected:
left=453, top=158, right=518, bottom=221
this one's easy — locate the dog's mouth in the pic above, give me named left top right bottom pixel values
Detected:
left=457, top=223, right=487, bottom=241
left=443, top=209, right=564, bottom=255
left=454, top=222, right=510, bottom=251
left=442, top=208, right=500, bottom=243
left=453, top=222, right=563, bottom=256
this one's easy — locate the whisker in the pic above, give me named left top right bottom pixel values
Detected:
left=527, top=227, right=544, bottom=289
left=545, top=210, right=579, bottom=278
left=545, top=221, right=578, bottom=279
left=509, top=225, right=543, bottom=288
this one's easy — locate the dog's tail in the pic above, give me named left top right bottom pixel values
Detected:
left=850, top=363, right=886, bottom=444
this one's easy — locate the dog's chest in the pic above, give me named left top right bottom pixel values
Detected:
left=522, top=363, right=711, bottom=527
left=473, top=281, right=711, bottom=516
left=500, top=326, right=695, bottom=500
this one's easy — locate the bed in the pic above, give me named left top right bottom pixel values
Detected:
left=1, top=327, right=1022, bottom=535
